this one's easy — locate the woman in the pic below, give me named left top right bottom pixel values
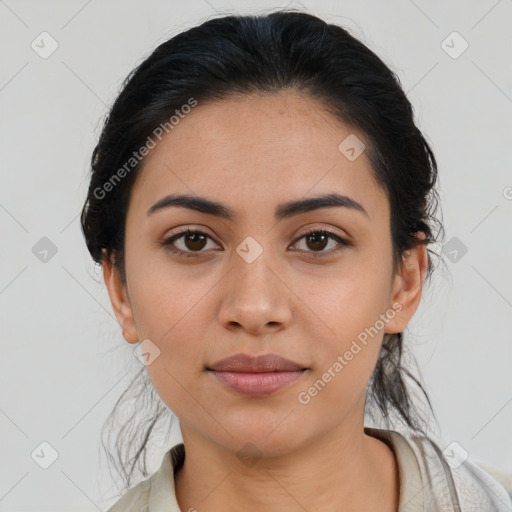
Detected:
left=80, top=9, right=512, bottom=511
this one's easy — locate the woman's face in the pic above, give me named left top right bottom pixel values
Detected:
left=103, top=91, right=426, bottom=457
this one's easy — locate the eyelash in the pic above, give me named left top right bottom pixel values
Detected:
left=159, top=228, right=352, bottom=259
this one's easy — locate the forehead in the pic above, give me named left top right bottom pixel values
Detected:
left=128, top=91, right=389, bottom=223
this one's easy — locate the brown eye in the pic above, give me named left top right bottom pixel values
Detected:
left=160, top=228, right=218, bottom=257
left=181, top=231, right=208, bottom=251
left=305, top=232, right=329, bottom=251
left=292, top=229, right=351, bottom=256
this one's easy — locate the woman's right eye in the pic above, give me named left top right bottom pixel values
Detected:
left=159, top=228, right=219, bottom=258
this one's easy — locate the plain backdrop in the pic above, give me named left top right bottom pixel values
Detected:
left=1, top=0, right=511, bottom=510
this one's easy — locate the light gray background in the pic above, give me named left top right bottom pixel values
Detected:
left=1, top=0, right=511, bottom=510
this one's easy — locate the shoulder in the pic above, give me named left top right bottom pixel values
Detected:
left=106, top=478, right=151, bottom=512
left=397, top=428, right=512, bottom=510
left=475, top=462, right=512, bottom=498
left=105, top=444, right=184, bottom=512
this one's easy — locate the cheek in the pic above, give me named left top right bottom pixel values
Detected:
left=296, top=280, right=387, bottom=416
left=126, top=247, right=218, bottom=341
left=298, top=260, right=392, bottom=341
left=293, top=261, right=391, bottom=392
left=125, top=257, right=218, bottom=396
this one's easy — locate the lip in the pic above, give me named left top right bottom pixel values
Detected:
left=209, top=370, right=306, bottom=397
left=206, top=353, right=308, bottom=397
left=207, top=353, right=307, bottom=372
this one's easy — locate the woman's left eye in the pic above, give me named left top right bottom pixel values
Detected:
left=159, top=228, right=351, bottom=258
left=292, top=229, right=352, bottom=256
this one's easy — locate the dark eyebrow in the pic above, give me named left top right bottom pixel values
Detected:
left=147, top=192, right=369, bottom=220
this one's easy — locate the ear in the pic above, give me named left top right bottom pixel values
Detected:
left=101, top=249, right=139, bottom=344
left=384, top=233, right=428, bottom=334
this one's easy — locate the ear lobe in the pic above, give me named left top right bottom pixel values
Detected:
left=384, top=234, right=428, bottom=334
left=101, top=250, right=139, bottom=344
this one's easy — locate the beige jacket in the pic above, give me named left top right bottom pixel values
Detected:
left=107, top=427, right=512, bottom=511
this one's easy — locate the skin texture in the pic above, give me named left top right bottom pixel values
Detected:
left=102, top=90, right=428, bottom=511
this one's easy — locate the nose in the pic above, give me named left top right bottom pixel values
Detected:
left=217, top=249, right=293, bottom=336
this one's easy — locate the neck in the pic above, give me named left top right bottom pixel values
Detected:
left=174, top=419, right=399, bottom=512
